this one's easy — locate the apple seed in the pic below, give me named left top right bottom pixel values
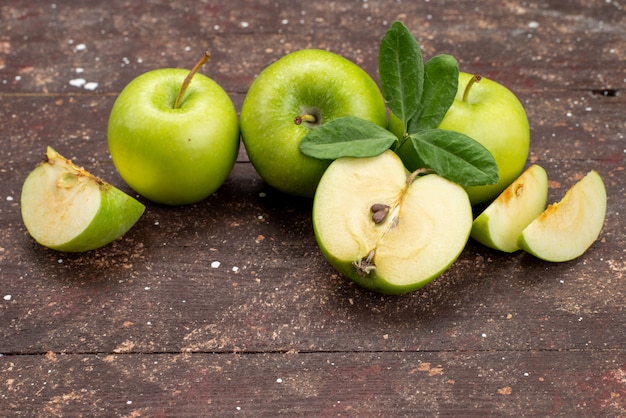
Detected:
left=370, top=203, right=390, bottom=224
left=371, top=203, right=389, bottom=212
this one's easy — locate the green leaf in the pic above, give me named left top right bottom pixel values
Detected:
left=299, top=116, right=397, bottom=160
left=379, top=21, right=424, bottom=133
left=409, top=129, right=499, bottom=186
left=407, top=54, right=459, bottom=133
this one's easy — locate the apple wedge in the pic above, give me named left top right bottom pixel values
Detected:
left=517, top=170, right=606, bottom=262
left=471, top=164, right=548, bottom=252
left=312, top=150, right=472, bottom=295
left=21, top=147, right=145, bottom=252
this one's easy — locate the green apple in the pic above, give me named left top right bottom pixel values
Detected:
left=108, top=52, right=240, bottom=205
left=392, top=72, right=530, bottom=205
left=471, top=164, right=548, bottom=252
left=240, top=49, right=387, bottom=198
left=312, top=150, right=472, bottom=295
left=518, top=170, right=606, bottom=262
left=20, top=147, right=145, bottom=252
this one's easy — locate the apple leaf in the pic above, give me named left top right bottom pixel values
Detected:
left=379, top=21, right=423, bottom=134
left=299, top=116, right=397, bottom=160
left=410, top=129, right=499, bottom=186
left=407, top=54, right=459, bottom=133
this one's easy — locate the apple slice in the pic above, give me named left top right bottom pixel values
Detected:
left=517, top=170, right=606, bottom=262
left=21, top=147, right=145, bottom=252
left=312, top=150, right=472, bottom=295
left=471, top=164, right=548, bottom=252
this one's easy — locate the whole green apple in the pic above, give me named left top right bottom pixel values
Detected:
left=108, top=53, right=240, bottom=205
left=392, top=72, right=530, bottom=205
left=313, top=150, right=472, bottom=295
left=240, top=49, right=387, bottom=198
left=21, top=147, right=145, bottom=252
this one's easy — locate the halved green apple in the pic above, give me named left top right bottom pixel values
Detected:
left=312, top=150, right=472, bottom=295
left=21, top=147, right=145, bottom=252
left=517, top=170, right=606, bottom=262
left=471, top=164, right=548, bottom=252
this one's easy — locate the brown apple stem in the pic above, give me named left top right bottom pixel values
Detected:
left=406, top=167, right=435, bottom=185
left=294, top=114, right=317, bottom=125
left=462, top=74, right=482, bottom=102
left=174, top=51, right=211, bottom=109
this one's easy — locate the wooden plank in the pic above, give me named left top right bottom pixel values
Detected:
left=1, top=0, right=624, bottom=95
left=1, top=0, right=624, bottom=416
left=2, top=350, right=625, bottom=416
left=2, top=153, right=623, bottom=354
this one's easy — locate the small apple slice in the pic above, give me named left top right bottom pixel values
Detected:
left=21, top=147, right=145, bottom=252
left=471, top=164, right=548, bottom=252
left=517, top=170, right=606, bottom=262
left=312, top=150, right=472, bottom=295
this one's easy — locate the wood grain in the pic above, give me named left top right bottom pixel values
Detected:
left=1, top=0, right=624, bottom=416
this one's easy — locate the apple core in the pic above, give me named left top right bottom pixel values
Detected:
left=313, top=150, right=472, bottom=294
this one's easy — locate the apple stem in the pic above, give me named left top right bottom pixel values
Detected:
left=462, top=74, right=482, bottom=102
left=392, top=132, right=410, bottom=152
left=174, top=51, right=211, bottom=109
left=294, top=114, right=317, bottom=125
left=406, top=167, right=435, bottom=185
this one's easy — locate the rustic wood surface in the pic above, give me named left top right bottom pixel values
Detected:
left=1, top=0, right=625, bottom=416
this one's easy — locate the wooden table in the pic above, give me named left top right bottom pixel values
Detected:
left=1, top=1, right=624, bottom=416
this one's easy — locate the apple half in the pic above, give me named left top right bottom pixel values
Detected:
left=312, top=150, right=472, bottom=295
left=471, top=164, right=548, bottom=253
left=517, top=170, right=606, bottom=262
left=21, top=147, right=145, bottom=252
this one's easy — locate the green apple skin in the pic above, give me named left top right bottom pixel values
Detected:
left=392, top=72, right=530, bottom=205
left=518, top=170, right=606, bottom=262
left=240, top=49, right=387, bottom=198
left=471, top=164, right=548, bottom=253
left=313, top=150, right=472, bottom=295
left=21, top=147, right=145, bottom=252
left=108, top=68, right=239, bottom=205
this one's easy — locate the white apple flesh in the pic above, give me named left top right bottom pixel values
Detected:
left=517, top=170, right=606, bottom=262
left=471, top=164, right=548, bottom=252
left=313, top=150, right=472, bottom=295
left=21, top=147, right=145, bottom=252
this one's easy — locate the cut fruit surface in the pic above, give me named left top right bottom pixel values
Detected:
left=471, top=164, right=548, bottom=252
left=313, top=150, right=472, bottom=294
left=21, top=147, right=145, bottom=252
left=517, top=170, right=606, bottom=262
